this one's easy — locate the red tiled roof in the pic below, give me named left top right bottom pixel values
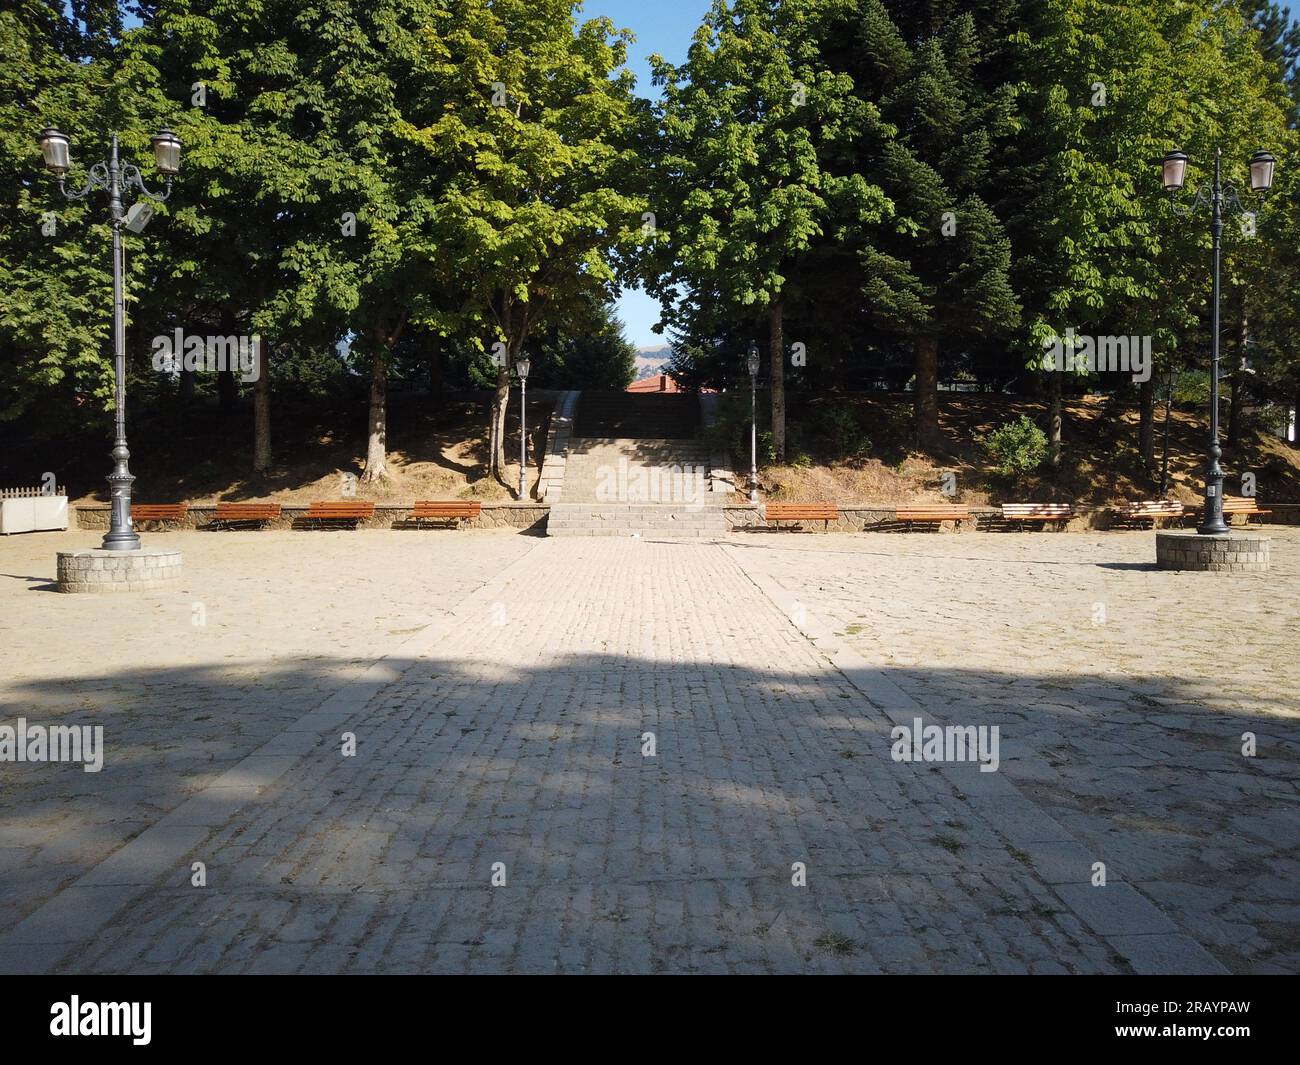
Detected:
left=627, top=374, right=683, bottom=393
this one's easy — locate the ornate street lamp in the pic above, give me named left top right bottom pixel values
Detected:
left=746, top=342, right=760, bottom=505
left=39, top=125, right=181, bottom=550
left=516, top=356, right=531, bottom=500
left=1161, top=147, right=1273, bottom=535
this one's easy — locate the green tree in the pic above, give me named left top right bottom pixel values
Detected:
left=524, top=298, right=636, bottom=390
left=646, top=0, right=890, bottom=462
left=0, top=0, right=147, bottom=425
left=848, top=0, right=1020, bottom=451
left=428, top=0, right=645, bottom=480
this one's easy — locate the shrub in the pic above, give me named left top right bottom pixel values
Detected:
left=705, top=391, right=776, bottom=463
left=814, top=405, right=871, bottom=459
left=981, top=415, right=1048, bottom=476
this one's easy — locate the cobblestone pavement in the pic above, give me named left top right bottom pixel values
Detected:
left=725, top=527, right=1300, bottom=974
left=0, top=530, right=537, bottom=933
left=0, top=528, right=1296, bottom=973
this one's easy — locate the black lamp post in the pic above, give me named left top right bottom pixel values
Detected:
left=1161, top=146, right=1274, bottom=535
left=746, top=342, right=760, bottom=505
left=39, top=126, right=181, bottom=551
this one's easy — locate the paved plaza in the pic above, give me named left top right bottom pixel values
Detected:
left=0, top=527, right=1297, bottom=973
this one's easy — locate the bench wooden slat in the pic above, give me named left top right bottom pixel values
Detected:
left=1185, top=498, right=1271, bottom=524
left=1002, top=503, right=1072, bottom=518
left=300, top=502, right=375, bottom=528
left=896, top=505, right=969, bottom=521
left=131, top=504, right=188, bottom=521
left=304, top=502, right=375, bottom=517
left=411, top=501, right=482, bottom=518
left=765, top=504, right=838, bottom=520
left=1114, top=500, right=1183, bottom=527
left=1001, top=503, right=1071, bottom=529
left=1118, top=500, right=1183, bottom=515
left=208, top=502, right=281, bottom=529
left=764, top=502, right=838, bottom=531
left=214, top=503, right=281, bottom=520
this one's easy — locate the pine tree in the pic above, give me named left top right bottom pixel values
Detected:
left=848, top=0, right=1020, bottom=451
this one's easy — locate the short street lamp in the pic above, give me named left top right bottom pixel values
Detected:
left=516, top=356, right=531, bottom=501
left=746, top=342, right=761, bottom=505
left=39, top=125, right=181, bottom=551
left=1161, top=146, right=1274, bottom=535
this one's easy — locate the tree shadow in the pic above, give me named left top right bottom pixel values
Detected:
left=0, top=648, right=1295, bottom=974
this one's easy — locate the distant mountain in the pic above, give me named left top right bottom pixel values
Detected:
left=634, top=344, right=671, bottom=380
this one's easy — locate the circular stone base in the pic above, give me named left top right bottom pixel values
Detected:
left=57, top=548, right=183, bottom=593
left=1156, top=532, right=1269, bottom=572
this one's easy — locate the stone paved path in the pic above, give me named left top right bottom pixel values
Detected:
left=1, top=530, right=1296, bottom=973
left=725, top=528, right=1300, bottom=973
left=0, top=530, right=535, bottom=933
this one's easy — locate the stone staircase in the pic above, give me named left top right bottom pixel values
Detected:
left=546, top=392, right=728, bottom=538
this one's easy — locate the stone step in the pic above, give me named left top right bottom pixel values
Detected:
left=546, top=502, right=728, bottom=538
left=561, top=436, right=717, bottom=504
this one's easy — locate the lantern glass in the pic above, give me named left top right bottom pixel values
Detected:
left=1249, top=150, right=1275, bottom=193
left=39, top=127, right=70, bottom=174
left=747, top=346, right=760, bottom=377
left=151, top=128, right=182, bottom=175
left=1162, top=151, right=1188, bottom=192
left=516, top=357, right=530, bottom=380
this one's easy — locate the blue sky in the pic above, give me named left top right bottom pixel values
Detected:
left=584, top=0, right=714, bottom=348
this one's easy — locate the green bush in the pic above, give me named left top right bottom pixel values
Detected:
left=814, top=405, right=871, bottom=459
left=980, top=415, right=1048, bottom=476
left=706, top=390, right=776, bottom=464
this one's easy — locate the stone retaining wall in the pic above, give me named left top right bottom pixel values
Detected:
left=75, top=503, right=549, bottom=533
left=726, top=502, right=1300, bottom=532
left=70, top=500, right=1300, bottom=535
left=726, top=505, right=997, bottom=532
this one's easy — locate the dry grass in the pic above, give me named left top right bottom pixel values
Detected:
left=750, top=393, right=1300, bottom=506
left=63, top=394, right=551, bottom=506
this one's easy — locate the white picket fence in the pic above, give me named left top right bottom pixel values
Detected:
left=1, top=485, right=66, bottom=499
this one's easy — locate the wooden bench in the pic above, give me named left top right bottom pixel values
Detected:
left=297, top=501, right=375, bottom=529
left=1185, top=497, right=1272, bottom=527
left=207, top=502, right=282, bottom=530
left=764, top=503, right=838, bottom=531
left=407, top=500, right=482, bottom=529
left=1113, top=500, right=1184, bottom=528
left=896, top=503, right=971, bottom=531
left=1001, top=503, right=1072, bottom=529
left=130, top=503, right=188, bottom=528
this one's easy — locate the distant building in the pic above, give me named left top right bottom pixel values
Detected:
left=627, top=373, right=685, bottom=394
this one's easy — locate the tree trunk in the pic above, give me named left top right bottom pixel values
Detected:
left=362, top=347, right=388, bottom=482
left=217, top=310, right=237, bottom=416
left=489, top=360, right=511, bottom=479
left=179, top=368, right=196, bottom=402
left=1138, top=376, right=1155, bottom=470
left=1048, top=368, right=1062, bottom=469
left=252, top=344, right=271, bottom=474
left=1227, top=306, right=1247, bottom=448
left=1293, top=381, right=1300, bottom=448
left=914, top=334, right=940, bottom=451
left=769, top=297, right=786, bottom=463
